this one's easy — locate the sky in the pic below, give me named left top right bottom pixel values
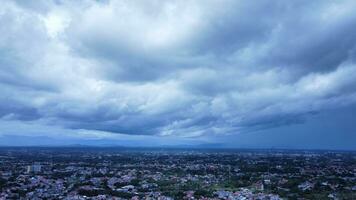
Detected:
left=0, top=0, right=356, bottom=149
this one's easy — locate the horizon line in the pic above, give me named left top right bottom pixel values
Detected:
left=0, top=145, right=355, bottom=152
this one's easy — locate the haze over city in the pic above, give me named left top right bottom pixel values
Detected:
left=1, top=0, right=356, bottom=150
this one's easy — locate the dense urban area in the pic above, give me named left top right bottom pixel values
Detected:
left=0, top=147, right=355, bottom=200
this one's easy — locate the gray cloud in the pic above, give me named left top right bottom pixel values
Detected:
left=1, top=0, right=356, bottom=138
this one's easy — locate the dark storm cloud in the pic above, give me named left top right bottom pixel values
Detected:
left=0, top=103, right=41, bottom=121
left=1, top=0, right=356, bottom=138
left=260, top=12, right=356, bottom=73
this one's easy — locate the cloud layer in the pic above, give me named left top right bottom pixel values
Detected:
left=1, top=0, right=356, bottom=139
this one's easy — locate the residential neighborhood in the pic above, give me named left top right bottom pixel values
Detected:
left=0, top=148, right=355, bottom=199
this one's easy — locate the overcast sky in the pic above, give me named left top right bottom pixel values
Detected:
left=1, top=0, right=356, bottom=149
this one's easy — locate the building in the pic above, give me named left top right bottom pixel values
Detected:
left=27, top=163, right=42, bottom=173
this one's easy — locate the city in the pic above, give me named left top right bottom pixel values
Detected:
left=1, top=0, right=356, bottom=199
left=0, top=148, right=355, bottom=199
